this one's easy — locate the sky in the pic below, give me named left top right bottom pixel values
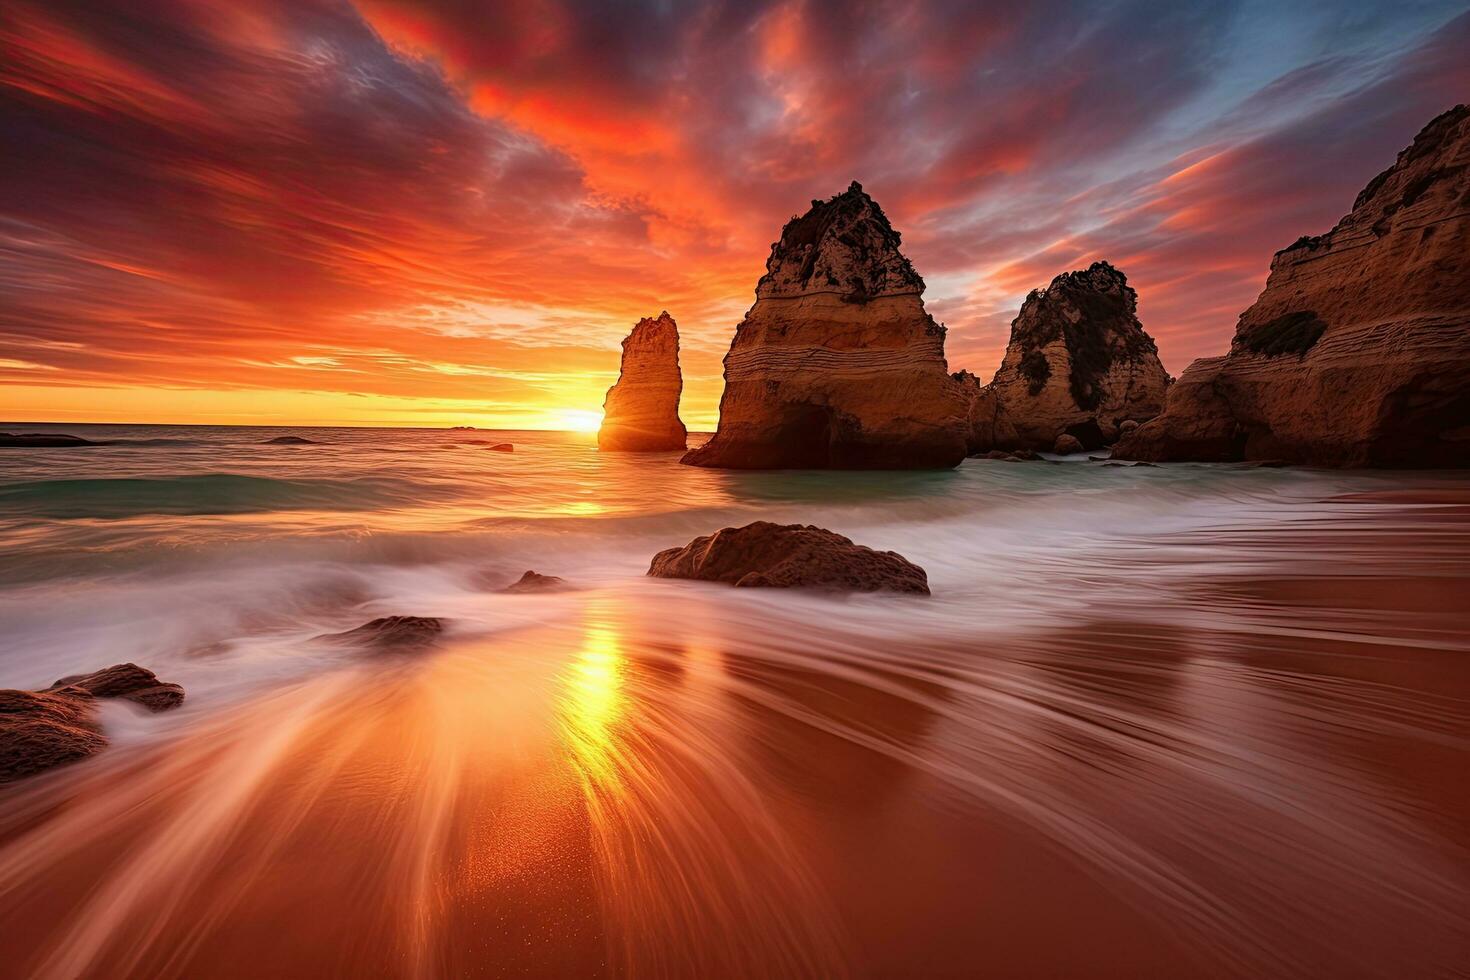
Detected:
left=2, top=0, right=1467, bottom=428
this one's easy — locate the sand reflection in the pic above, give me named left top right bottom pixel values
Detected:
left=558, top=619, right=628, bottom=792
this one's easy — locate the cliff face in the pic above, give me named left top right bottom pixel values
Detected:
left=1117, top=105, right=1470, bottom=467
left=598, top=312, right=687, bottom=452
left=979, top=262, right=1171, bottom=450
left=682, top=182, right=968, bottom=469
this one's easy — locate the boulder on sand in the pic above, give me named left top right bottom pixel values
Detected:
left=648, top=521, right=930, bottom=594
left=599, top=312, right=687, bottom=451
left=682, top=182, right=968, bottom=469
left=1, top=663, right=185, bottom=783
left=1116, top=105, right=1470, bottom=467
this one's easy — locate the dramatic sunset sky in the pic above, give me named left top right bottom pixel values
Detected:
left=2, top=1, right=1467, bottom=428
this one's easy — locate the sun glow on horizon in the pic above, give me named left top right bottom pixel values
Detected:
left=558, top=409, right=603, bottom=433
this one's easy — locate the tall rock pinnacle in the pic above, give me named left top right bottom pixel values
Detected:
left=598, top=311, right=687, bottom=452
left=682, top=182, right=968, bottom=469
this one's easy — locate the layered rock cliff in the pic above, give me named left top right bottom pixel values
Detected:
left=598, top=312, right=687, bottom=452
left=974, top=262, right=1170, bottom=451
left=682, top=182, right=969, bottom=469
left=1117, top=104, right=1470, bottom=467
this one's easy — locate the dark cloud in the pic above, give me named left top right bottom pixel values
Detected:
left=1, top=0, right=1465, bottom=422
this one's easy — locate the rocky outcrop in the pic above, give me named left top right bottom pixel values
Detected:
left=682, top=182, right=968, bottom=469
left=486, top=443, right=513, bottom=452
left=1, top=664, right=185, bottom=783
left=47, top=663, right=185, bottom=711
left=599, top=312, right=687, bottom=452
left=1117, top=105, right=1470, bottom=467
left=966, top=262, right=1170, bottom=452
left=263, top=435, right=317, bottom=445
left=0, top=433, right=97, bottom=447
left=326, top=616, right=444, bottom=651
left=952, top=370, right=1020, bottom=454
left=648, top=521, right=930, bottom=593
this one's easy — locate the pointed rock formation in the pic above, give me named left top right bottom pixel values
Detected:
left=682, top=182, right=968, bottom=469
left=1117, top=105, right=1470, bottom=467
left=598, top=312, right=687, bottom=452
left=964, top=262, right=1170, bottom=452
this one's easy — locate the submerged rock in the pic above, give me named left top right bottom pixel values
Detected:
left=599, top=312, right=687, bottom=451
left=263, top=435, right=317, bottom=445
left=502, top=570, right=567, bottom=593
left=486, top=443, right=514, bottom=453
left=682, top=182, right=968, bottom=469
left=648, top=521, right=930, bottom=594
left=1117, top=104, right=1470, bottom=467
left=0, top=433, right=98, bottom=447
left=327, top=616, right=444, bottom=651
left=963, top=262, right=1170, bottom=453
left=1, top=663, right=185, bottom=783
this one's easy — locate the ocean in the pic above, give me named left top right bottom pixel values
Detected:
left=1, top=422, right=1468, bottom=978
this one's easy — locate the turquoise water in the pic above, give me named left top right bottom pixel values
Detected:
left=2, top=420, right=1465, bottom=698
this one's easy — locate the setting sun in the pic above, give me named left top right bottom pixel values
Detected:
left=1, top=3, right=1467, bottom=978
left=558, top=409, right=603, bottom=432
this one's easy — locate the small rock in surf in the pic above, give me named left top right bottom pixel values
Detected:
left=325, top=616, right=444, bottom=651
left=1, top=663, right=185, bottom=783
left=502, top=570, right=567, bottom=593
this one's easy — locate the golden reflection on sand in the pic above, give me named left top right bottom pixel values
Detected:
left=557, top=619, right=628, bottom=791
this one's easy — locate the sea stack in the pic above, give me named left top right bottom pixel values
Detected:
left=1116, top=105, right=1470, bottom=467
left=682, top=182, right=968, bottom=469
left=962, top=262, right=1170, bottom=453
left=598, top=312, right=687, bottom=452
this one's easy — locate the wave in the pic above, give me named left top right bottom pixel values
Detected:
left=0, top=473, right=436, bottom=519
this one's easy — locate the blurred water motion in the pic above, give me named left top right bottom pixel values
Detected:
left=0, top=425, right=1467, bottom=977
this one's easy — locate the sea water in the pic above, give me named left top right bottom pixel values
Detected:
left=0, top=423, right=1467, bottom=978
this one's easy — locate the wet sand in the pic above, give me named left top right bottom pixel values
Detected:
left=1, top=487, right=1468, bottom=978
